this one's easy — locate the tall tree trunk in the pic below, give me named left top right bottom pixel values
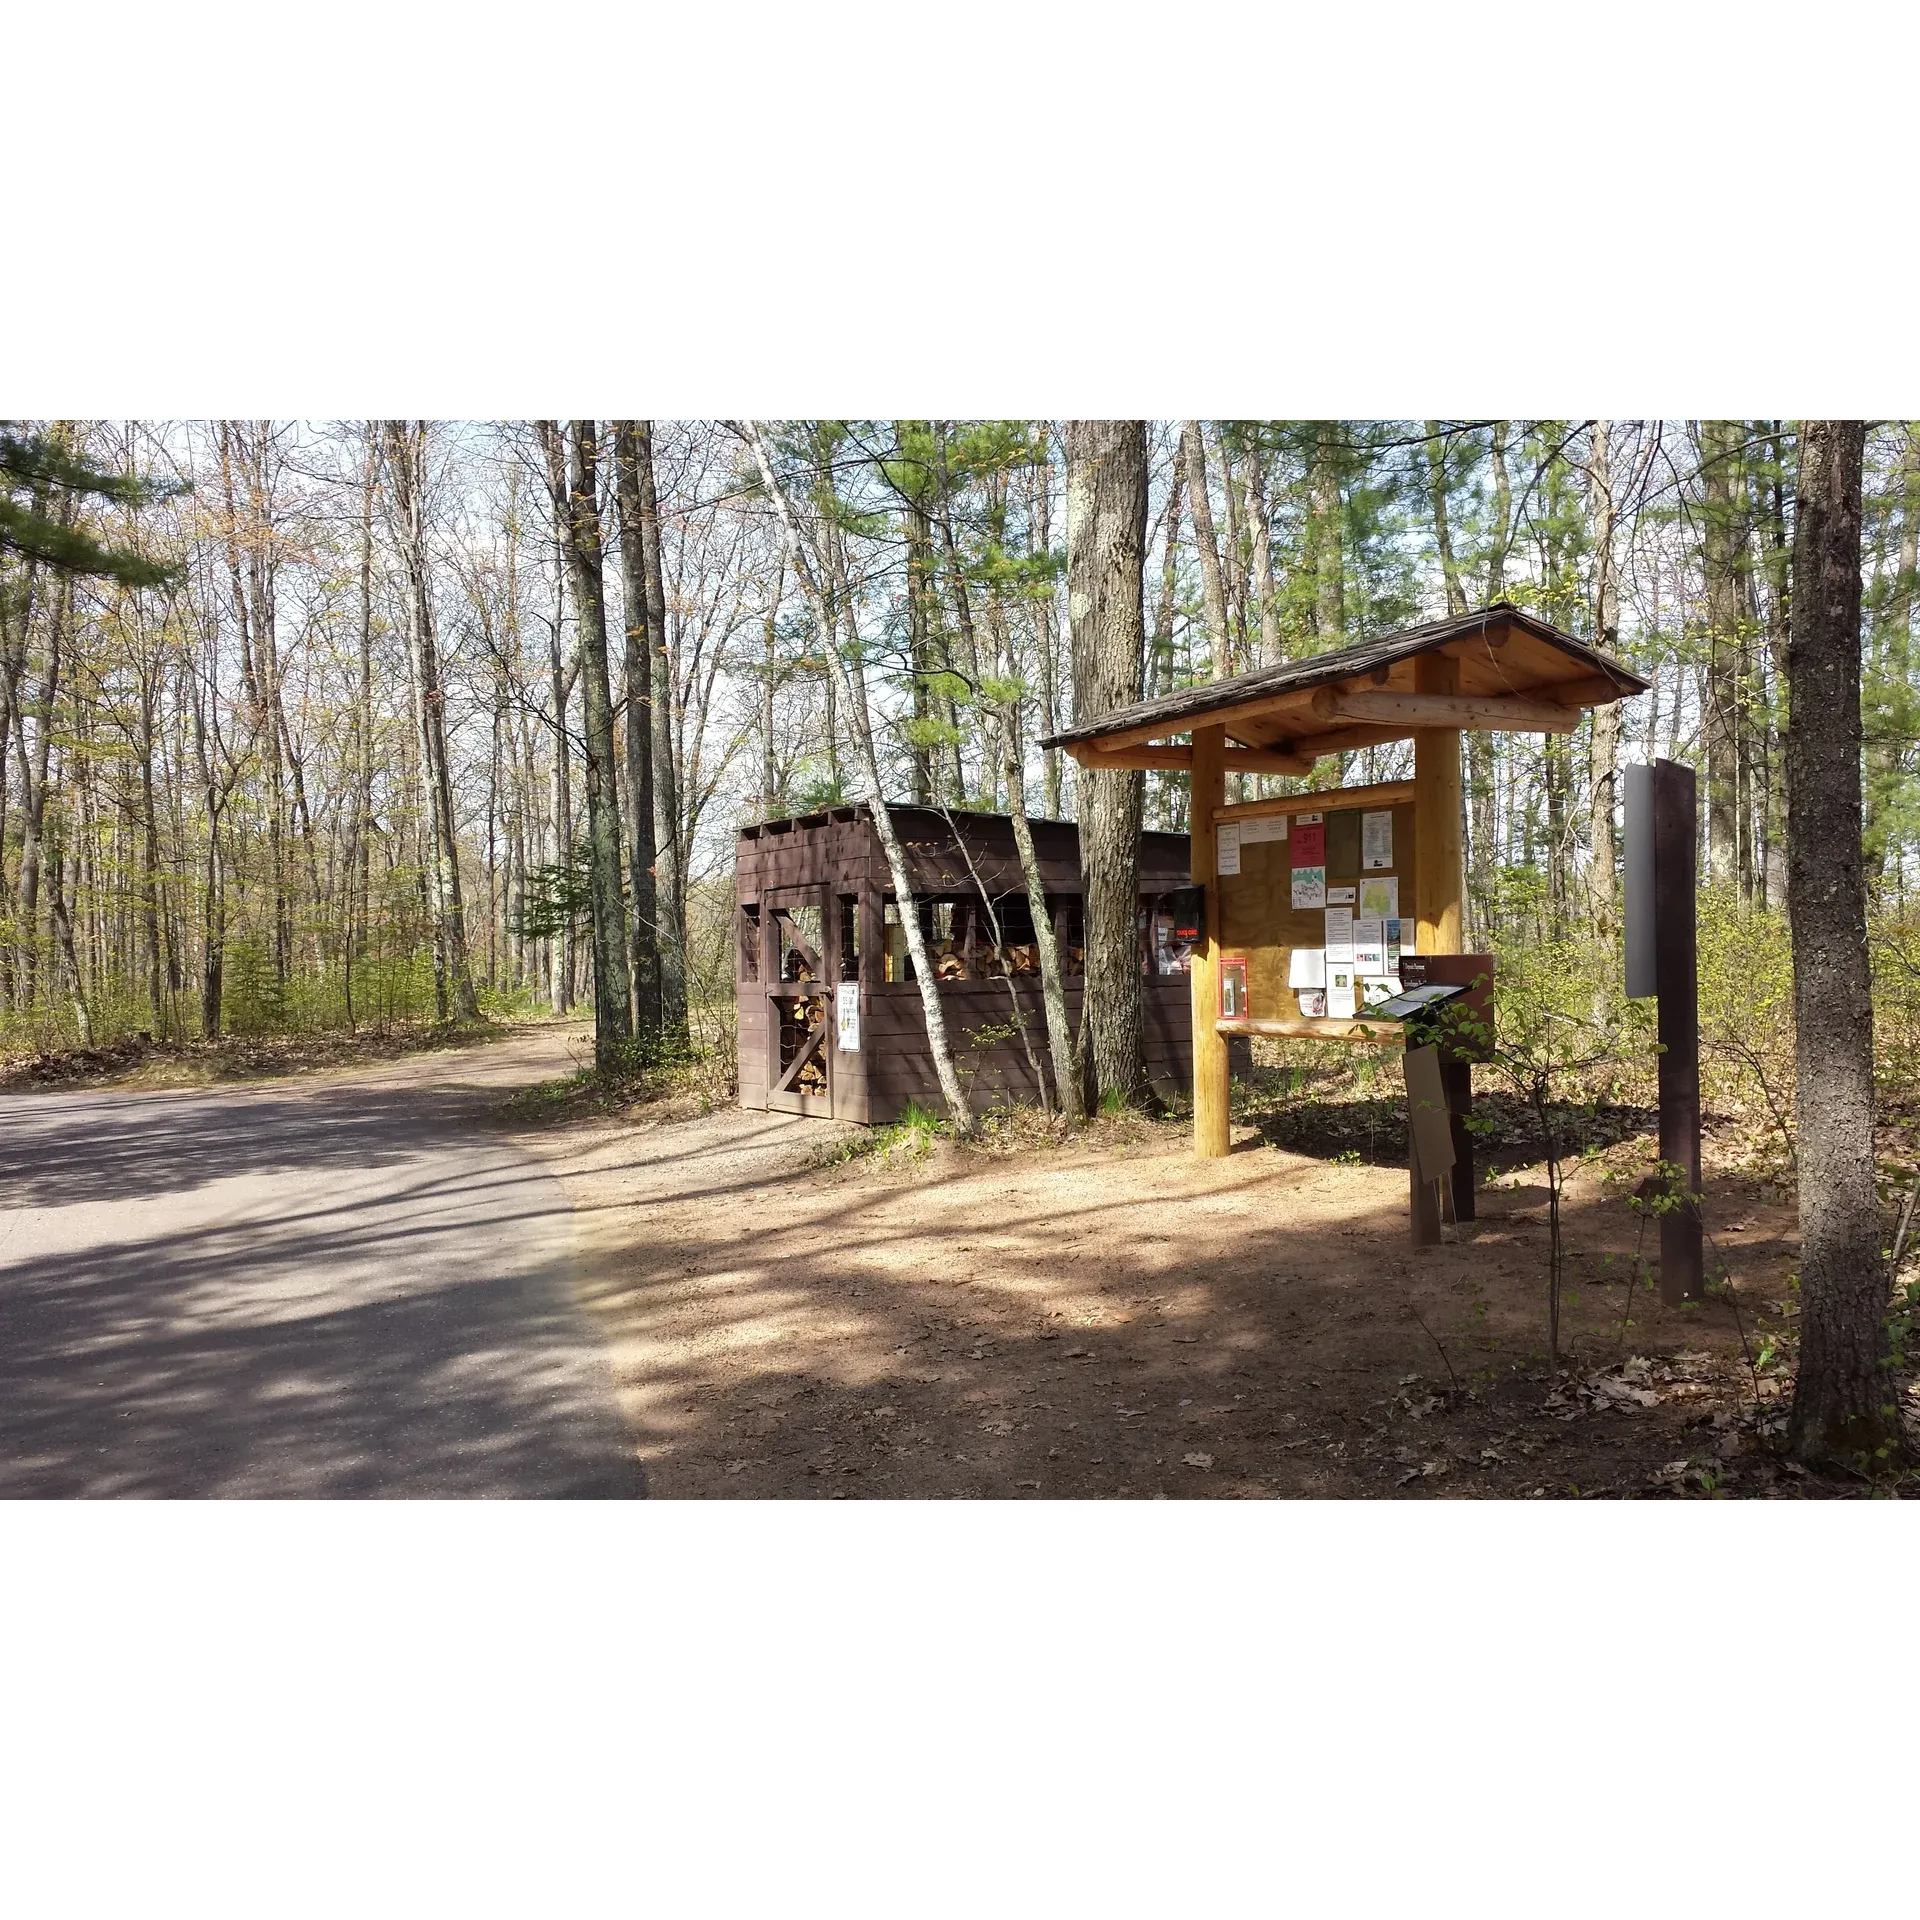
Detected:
left=900, top=426, right=937, bottom=805
left=1486, top=420, right=1512, bottom=600
left=14, top=565, right=66, bottom=1010
left=138, top=664, right=165, bottom=1035
left=48, top=840, right=92, bottom=1045
left=1216, top=425, right=1248, bottom=668
left=1066, top=419, right=1149, bottom=1110
left=201, top=815, right=225, bottom=1037
left=1423, top=423, right=1470, bottom=616
left=1028, top=446, right=1065, bottom=818
left=630, top=422, right=688, bottom=1043
left=1700, top=418, right=1743, bottom=888
left=1427, top=422, right=1487, bottom=930
left=612, top=421, right=663, bottom=1045
left=554, top=422, right=634, bottom=1067
left=1784, top=420, right=1899, bottom=1466
left=548, top=660, right=573, bottom=1011
left=740, top=421, right=975, bottom=1135
left=348, top=428, right=378, bottom=1017
left=1468, top=421, right=1512, bottom=931
left=1242, top=431, right=1281, bottom=666
left=1311, top=422, right=1345, bottom=641
left=1760, top=421, right=1793, bottom=909
left=382, top=420, right=479, bottom=1020
left=1150, top=450, right=1184, bottom=706
left=1180, top=422, right=1231, bottom=681
left=1586, top=419, right=1622, bottom=936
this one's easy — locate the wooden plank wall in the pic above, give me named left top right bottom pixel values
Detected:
left=861, top=977, right=1230, bottom=1121
left=737, top=807, right=1216, bottom=1126
left=1217, top=798, right=1419, bottom=1019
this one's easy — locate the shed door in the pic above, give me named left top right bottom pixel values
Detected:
left=764, top=887, right=833, bottom=1118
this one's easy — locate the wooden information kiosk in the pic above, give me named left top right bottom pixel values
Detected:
left=1045, top=603, right=1648, bottom=1238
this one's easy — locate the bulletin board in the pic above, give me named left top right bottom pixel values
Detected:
left=1215, top=796, right=1419, bottom=1022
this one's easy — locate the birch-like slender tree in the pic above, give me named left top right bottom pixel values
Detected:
left=1586, top=417, right=1621, bottom=934
left=738, top=419, right=975, bottom=1135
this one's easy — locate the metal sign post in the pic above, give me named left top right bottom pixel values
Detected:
left=1624, top=759, right=1703, bottom=1302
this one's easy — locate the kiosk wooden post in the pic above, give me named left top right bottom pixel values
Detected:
left=1191, top=723, right=1231, bottom=1158
left=1408, top=655, right=1466, bottom=1245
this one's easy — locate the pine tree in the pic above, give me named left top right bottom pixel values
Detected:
left=0, top=425, right=178, bottom=587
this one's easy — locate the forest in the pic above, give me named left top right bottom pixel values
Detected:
left=5, top=418, right=1917, bottom=1063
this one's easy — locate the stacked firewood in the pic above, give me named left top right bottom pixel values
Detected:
left=927, top=941, right=1043, bottom=981
left=779, top=994, right=828, bottom=1094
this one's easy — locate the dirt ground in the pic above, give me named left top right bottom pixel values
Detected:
left=513, top=1089, right=1903, bottom=1500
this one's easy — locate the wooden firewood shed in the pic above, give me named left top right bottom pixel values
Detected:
left=735, top=803, right=1245, bottom=1124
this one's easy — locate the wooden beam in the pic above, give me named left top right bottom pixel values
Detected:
left=1064, top=687, right=1322, bottom=757
left=1217, top=1016, right=1405, bottom=1045
left=1311, top=686, right=1581, bottom=734
left=1283, top=721, right=1421, bottom=758
left=1072, top=742, right=1314, bottom=776
left=1191, top=725, right=1230, bottom=1160
left=1214, top=779, right=1417, bottom=825
left=1543, top=670, right=1641, bottom=708
left=1070, top=744, right=1192, bottom=770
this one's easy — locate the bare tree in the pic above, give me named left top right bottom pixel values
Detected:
left=381, top=421, right=479, bottom=1021
left=1180, top=422, right=1231, bottom=681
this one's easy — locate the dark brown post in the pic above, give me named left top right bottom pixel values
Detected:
left=1653, top=759, right=1703, bottom=1301
left=1440, top=1057, right=1475, bottom=1222
left=1408, top=1036, right=1442, bottom=1247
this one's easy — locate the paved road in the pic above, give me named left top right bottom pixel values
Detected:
left=0, top=1032, right=644, bottom=1497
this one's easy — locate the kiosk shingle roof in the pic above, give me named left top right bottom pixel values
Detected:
left=1038, top=602, right=1648, bottom=757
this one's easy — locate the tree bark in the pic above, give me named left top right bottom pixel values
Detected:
left=1586, top=419, right=1621, bottom=936
left=611, top=421, right=662, bottom=1046
left=555, top=422, right=633, bottom=1067
left=1242, top=431, right=1281, bottom=666
left=1700, top=418, right=1744, bottom=888
left=630, top=422, right=688, bottom=1043
left=1311, top=422, right=1345, bottom=641
left=1423, top=423, right=1470, bottom=617
left=1180, top=422, right=1231, bottom=682
left=1066, top=419, right=1149, bottom=1110
left=1028, top=445, right=1065, bottom=819
left=1760, top=421, right=1793, bottom=909
left=898, top=424, right=938, bottom=805
left=1486, top=421, right=1512, bottom=600
left=1784, top=419, right=1900, bottom=1466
